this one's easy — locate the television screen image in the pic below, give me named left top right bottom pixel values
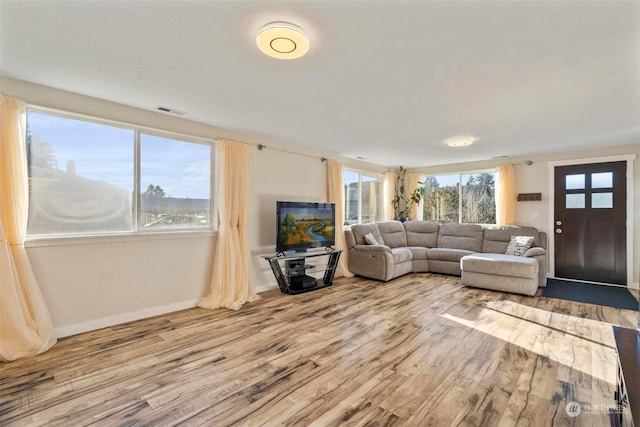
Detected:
left=276, top=201, right=335, bottom=252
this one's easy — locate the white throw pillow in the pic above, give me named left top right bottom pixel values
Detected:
left=505, top=236, right=534, bottom=256
left=363, top=232, right=379, bottom=245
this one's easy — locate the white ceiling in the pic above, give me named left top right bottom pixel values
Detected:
left=1, top=0, right=639, bottom=168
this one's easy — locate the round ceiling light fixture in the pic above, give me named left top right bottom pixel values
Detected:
left=447, top=137, right=474, bottom=147
left=256, top=22, right=310, bottom=59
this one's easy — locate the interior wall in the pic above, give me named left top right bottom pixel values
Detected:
left=250, top=149, right=327, bottom=293
left=4, top=76, right=637, bottom=338
left=1, top=77, right=358, bottom=336
left=415, top=142, right=640, bottom=288
left=27, top=235, right=215, bottom=338
left=1, top=78, right=233, bottom=337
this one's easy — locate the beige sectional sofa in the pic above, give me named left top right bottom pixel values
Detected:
left=344, top=221, right=547, bottom=296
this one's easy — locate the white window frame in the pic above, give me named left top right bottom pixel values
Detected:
left=343, top=168, right=384, bottom=226
left=25, top=106, right=217, bottom=241
left=421, top=168, right=498, bottom=224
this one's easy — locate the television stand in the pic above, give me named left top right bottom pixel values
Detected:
left=261, top=249, right=342, bottom=294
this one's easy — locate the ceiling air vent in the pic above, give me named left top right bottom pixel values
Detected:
left=156, top=106, right=185, bottom=116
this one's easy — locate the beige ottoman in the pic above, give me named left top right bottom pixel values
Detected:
left=460, top=253, right=539, bottom=296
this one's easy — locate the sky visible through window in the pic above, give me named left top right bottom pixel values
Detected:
left=432, top=174, right=459, bottom=187
left=141, top=134, right=210, bottom=199
left=28, top=111, right=211, bottom=199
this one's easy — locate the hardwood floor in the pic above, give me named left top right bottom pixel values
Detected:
left=1, top=274, right=638, bottom=426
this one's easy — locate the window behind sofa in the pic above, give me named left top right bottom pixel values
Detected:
left=422, top=172, right=496, bottom=224
left=26, top=109, right=213, bottom=237
left=343, top=169, right=383, bottom=225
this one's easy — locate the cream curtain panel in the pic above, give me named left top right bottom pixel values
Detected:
left=326, top=160, right=353, bottom=278
left=406, top=172, right=424, bottom=221
left=384, top=172, right=396, bottom=221
left=199, top=139, right=259, bottom=311
left=496, top=164, right=517, bottom=226
left=0, top=95, right=56, bottom=361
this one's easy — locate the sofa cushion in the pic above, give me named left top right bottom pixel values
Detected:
left=363, top=232, right=379, bottom=245
left=427, top=248, right=475, bottom=262
left=505, top=236, right=534, bottom=256
left=407, top=247, right=428, bottom=260
left=391, top=247, right=412, bottom=264
left=461, top=253, right=538, bottom=279
left=377, top=221, right=408, bottom=248
left=437, top=223, right=483, bottom=252
left=404, top=220, right=439, bottom=247
left=351, top=224, right=385, bottom=246
left=482, top=225, right=540, bottom=253
left=524, top=247, right=546, bottom=257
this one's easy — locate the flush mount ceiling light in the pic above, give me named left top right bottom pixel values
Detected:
left=256, top=22, right=309, bottom=59
left=447, top=137, right=474, bottom=147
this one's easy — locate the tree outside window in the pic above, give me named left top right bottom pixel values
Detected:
left=422, top=172, right=496, bottom=224
left=461, top=173, right=496, bottom=223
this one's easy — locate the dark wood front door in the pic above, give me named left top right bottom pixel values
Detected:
left=554, top=161, right=627, bottom=285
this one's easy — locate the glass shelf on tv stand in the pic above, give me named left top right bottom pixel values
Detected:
left=261, top=248, right=343, bottom=295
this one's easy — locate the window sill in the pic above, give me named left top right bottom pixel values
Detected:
left=25, top=229, right=217, bottom=248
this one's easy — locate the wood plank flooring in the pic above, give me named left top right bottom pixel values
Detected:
left=1, top=273, right=638, bottom=426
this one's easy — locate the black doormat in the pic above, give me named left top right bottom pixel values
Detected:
left=542, top=278, right=639, bottom=311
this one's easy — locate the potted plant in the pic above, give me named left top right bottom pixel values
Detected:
left=392, top=166, right=425, bottom=221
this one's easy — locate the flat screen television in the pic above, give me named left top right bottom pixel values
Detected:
left=276, top=201, right=335, bottom=253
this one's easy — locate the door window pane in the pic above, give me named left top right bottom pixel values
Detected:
left=566, top=193, right=585, bottom=209
left=140, top=134, right=211, bottom=229
left=565, top=174, right=585, bottom=190
left=592, top=192, right=613, bottom=209
left=27, top=112, right=134, bottom=235
left=591, top=172, right=613, bottom=189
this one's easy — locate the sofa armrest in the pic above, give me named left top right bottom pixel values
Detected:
left=351, top=244, right=392, bottom=254
left=523, top=247, right=547, bottom=287
left=348, top=245, right=394, bottom=281
left=524, top=247, right=546, bottom=257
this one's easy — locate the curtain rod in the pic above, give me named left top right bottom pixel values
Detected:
left=512, top=160, right=534, bottom=166
left=256, top=143, right=327, bottom=162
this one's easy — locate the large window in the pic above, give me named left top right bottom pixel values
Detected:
left=26, top=110, right=212, bottom=237
left=140, top=134, right=211, bottom=229
left=422, top=172, right=496, bottom=224
left=343, top=170, right=383, bottom=225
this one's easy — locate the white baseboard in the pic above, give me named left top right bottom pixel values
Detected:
left=255, top=282, right=279, bottom=293
left=53, top=298, right=201, bottom=338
